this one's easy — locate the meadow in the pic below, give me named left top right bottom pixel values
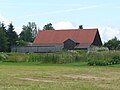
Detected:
left=0, top=62, right=120, bottom=90
left=0, top=51, right=120, bottom=90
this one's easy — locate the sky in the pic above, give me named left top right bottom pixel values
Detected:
left=0, top=0, right=120, bottom=42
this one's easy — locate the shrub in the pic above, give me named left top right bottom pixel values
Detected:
left=88, top=60, right=108, bottom=66
left=3, top=53, right=29, bottom=62
left=0, top=53, right=8, bottom=62
left=110, top=55, right=120, bottom=64
left=87, top=51, right=120, bottom=66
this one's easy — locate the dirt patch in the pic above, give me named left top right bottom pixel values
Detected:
left=19, top=78, right=55, bottom=83
left=62, top=74, right=113, bottom=80
left=49, top=74, right=111, bottom=80
left=62, top=74, right=98, bottom=79
left=18, top=74, right=111, bottom=83
left=46, top=74, right=101, bottom=80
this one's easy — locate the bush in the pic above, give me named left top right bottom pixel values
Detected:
left=110, top=55, right=120, bottom=64
left=87, top=51, right=120, bottom=66
left=0, top=53, right=8, bottom=62
left=2, top=53, right=29, bottom=62
left=88, top=60, right=108, bottom=66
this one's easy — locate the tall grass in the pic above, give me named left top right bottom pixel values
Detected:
left=0, top=51, right=87, bottom=63
left=28, top=52, right=84, bottom=64
left=87, top=51, right=120, bottom=66
left=0, top=51, right=120, bottom=65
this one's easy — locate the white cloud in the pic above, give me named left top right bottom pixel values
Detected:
left=14, top=26, right=22, bottom=34
left=0, top=14, right=22, bottom=34
left=54, top=21, right=77, bottom=30
left=0, top=14, right=11, bottom=25
left=99, top=26, right=120, bottom=42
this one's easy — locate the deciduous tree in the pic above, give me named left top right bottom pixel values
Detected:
left=104, top=37, right=120, bottom=50
left=43, top=23, right=55, bottom=30
left=19, top=22, right=37, bottom=42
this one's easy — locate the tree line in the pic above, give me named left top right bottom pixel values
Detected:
left=0, top=22, right=54, bottom=52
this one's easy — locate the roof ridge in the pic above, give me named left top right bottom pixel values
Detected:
left=39, top=28, right=98, bottom=31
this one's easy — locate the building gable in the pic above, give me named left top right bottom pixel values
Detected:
left=63, top=38, right=79, bottom=50
left=92, top=30, right=102, bottom=46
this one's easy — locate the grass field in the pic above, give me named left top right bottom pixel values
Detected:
left=0, top=62, right=120, bottom=90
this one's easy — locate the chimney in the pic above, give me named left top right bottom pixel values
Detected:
left=79, top=25, right=83, bottom=29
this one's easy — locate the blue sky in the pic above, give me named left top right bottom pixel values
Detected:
left=0, top=0, right=120, bottom=42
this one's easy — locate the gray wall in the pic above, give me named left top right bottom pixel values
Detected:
left=11, top=45, right=63, bottom=53
left=64, top=39, right=76, bottom=50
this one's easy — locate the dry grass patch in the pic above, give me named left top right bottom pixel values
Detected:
left=19, top=78, right=55, bottom=82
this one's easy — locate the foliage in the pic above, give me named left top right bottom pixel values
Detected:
left=0, top=41, right=120, bottom=66
left=0, top=53, right=8, bottom=62
left=0, top=51, right=119, bottom=66
left=0, top=23, right=8, bottom=52
left=88, top=60, right=108, bottom=66
left=110, top=55, right=120, bottom=64
left=19, top=22, right=38, bottom=42
left=87, top=51, right=120, bottom=66
left=0, top=52, right=85, bottom=63
left=7, top=23, right=18, bottom=51
left=16, top=40, right=28, bottom=46
left=0, top=22, right=19, bottom=52
left=43, top=23, right=55, bottom=30
left=104, top=37, right=120, bottom=50
left=0, top=22, right=7, bottom=34
left=27, top=52, right=88, bottom=64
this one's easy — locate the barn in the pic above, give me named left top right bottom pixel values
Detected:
left=11, top=28, right=102, bottom=53
left=33, top=28, right=102, bottom=52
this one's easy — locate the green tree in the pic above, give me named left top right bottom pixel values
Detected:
left=19, top=22, right=37, bottom=42
left=0, top=23, right=8, bottom=52
left=7, top=23, right=18, bottom=51
left=43, top=23, right=55, bottom=30
left=0, top=22, right=7, bottom=33
left=16, top=40, right=28, bottom=46
left=104, top=37, right=120, bottom=50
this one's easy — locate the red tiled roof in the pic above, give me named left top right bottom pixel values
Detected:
left=33, top=29, right=98, bottom=45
